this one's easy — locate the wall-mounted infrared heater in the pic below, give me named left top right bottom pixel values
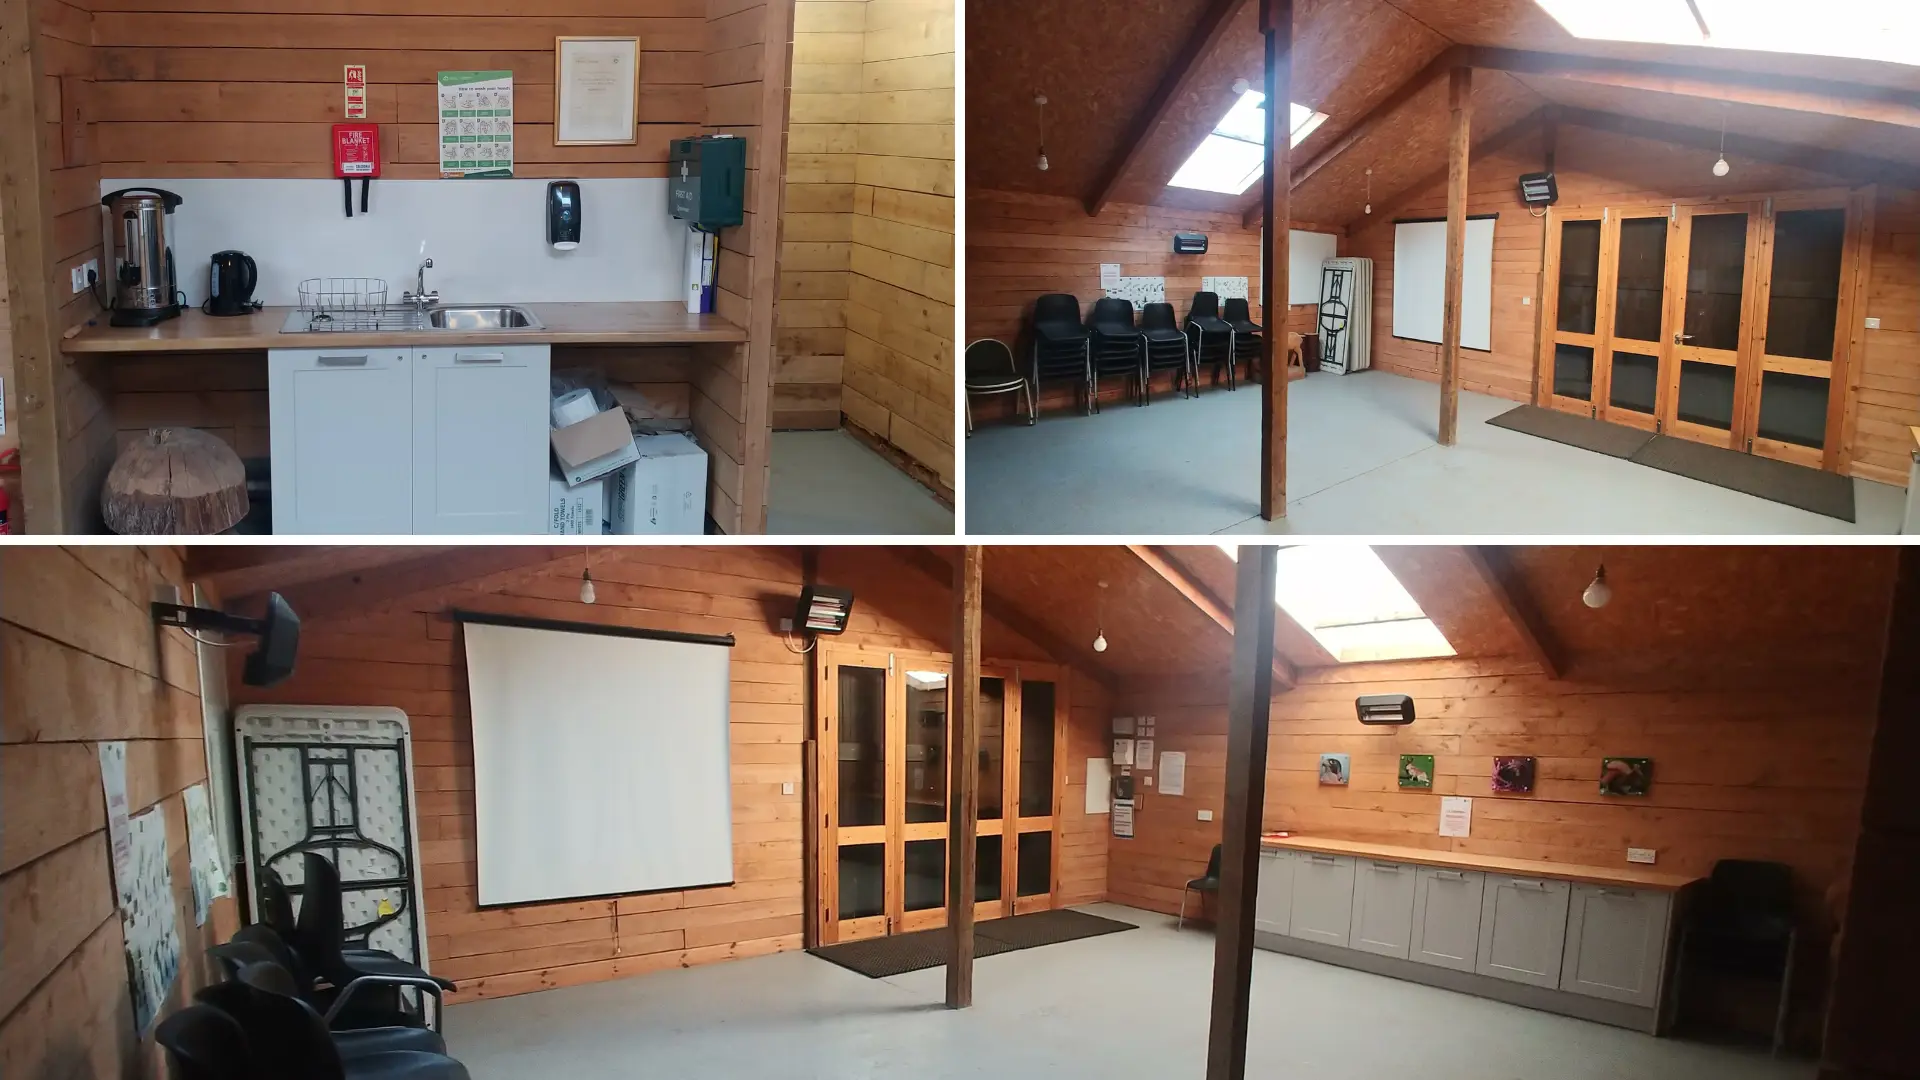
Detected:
left=1172, top=232, right=1210, bottom=255
left=152, top=592, right=301, bottom=687
left=1356, top=693, right=1415, bottom=726
left=796, top=585, right=855, bottom=635
left=1519, top=172, right=1559, bottom=208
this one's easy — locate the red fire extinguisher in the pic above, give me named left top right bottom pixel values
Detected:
left=0, top=448, right=19, bottom=533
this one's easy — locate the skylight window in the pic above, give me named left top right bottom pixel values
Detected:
left=1219, top=545, right=1455, bottom=664
left=1533, top=0, right=1920, bottom=68
left=1168, top=91, right=1331, bottom=195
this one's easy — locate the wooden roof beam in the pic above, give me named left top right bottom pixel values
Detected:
left=1558, top=106, right=1920, bottom=188
left=890, top=546, right=1120, bottom=690
left=1084, top=0, right=1253, bottom=217
left=1125, top=544, right=1297, bottom=689
left=1461, top=546, right=1562, bottom=679
left=1365, top=107, right=1549, bottom=226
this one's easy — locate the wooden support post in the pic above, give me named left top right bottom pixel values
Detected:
left=1258, top=0, right=1292, bottom=521
left=946, top=545, right=983, bottom=1009
left=1439, top=65, right=1472, bottom=447
left=1203, top=545, right=1278, bottom=1080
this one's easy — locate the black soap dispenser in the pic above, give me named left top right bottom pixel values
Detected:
left=547, top=180, right=582, bottom=251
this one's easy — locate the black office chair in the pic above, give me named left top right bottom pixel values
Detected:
left=1088, top=297, right=1147, bottom=410
left=156, top=1003, right=253, bottom=1080
left=1139, top=302, right=1196, bottom=401
left=1029, top=293, right=1093, bottom=415
left=964, top=338, right=1034, bottom=431
left=1223, top=297, right=1263, bottom=379
left=299, top=853, right=455, bottom=1027
left=1674, top=859, right=1798, bottom=1056
left=198, top=967, right=469, bottom=1080
left=1186, top=293, right=1236, bottom=390
left=1178, top=844, right=1223, bottom=931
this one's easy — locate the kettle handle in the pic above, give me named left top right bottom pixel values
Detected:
left=238, top=253, right=257, bottom=299
left=100, top=187, right=184, bottom=212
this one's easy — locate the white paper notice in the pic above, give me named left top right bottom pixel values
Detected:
left=1112, top=738, right=1135, bottom=767
left=1440, top=796, right=1473, bottom=838
left=122, top=806, right=182, bottom=1033
left=1112, top=799, right=1135, bottom=838
left=183, top=784, right=230, bottom=925
left=98, top=741, right=132, bottom=894
left=1134, top=738, right=1155, bottom=768
left=1100, top=263, right=1122, bottom=288
left=1086, top=757, right=1112, bottom=815
left=438, top=70, right=514, bottom=178
left=1159, top=751, right=1187, bottom=796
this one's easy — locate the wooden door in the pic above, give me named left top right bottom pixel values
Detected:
left=818, top=645, right=898, bottom=943
left=1539, top=209, right=1608, bottom=415
left=1595, top=207, right=1675, bottom=431
left=1664, top=202, right=1765, bottom=448
left=1743, top=194, right=1865, bottom=470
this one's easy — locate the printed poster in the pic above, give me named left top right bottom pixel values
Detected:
left=1439, top=796, right=1473, bottom=838
left=438, top=70, right=514, bottom=178
left=1111, top=798, right=1135, bottom=839
left=98, top=741, right=132, bottom=889
left=1159, top=751, right=1187, bottom=797
left=122, top=806, right=182, bottom=1034
left=183, top=783, right=230, bottom=926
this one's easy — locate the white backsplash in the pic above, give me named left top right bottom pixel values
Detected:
left=100, top=177, right=685, bottom=308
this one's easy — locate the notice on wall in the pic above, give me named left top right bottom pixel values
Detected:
left=1086, top=757, right=1112, bottom=815
left=1159, top=751, right=1187, bottom=797
left=1203, top=275, right=1250, bottom=301
left=1112, top=738, right=1135, bottom=767
left=1112, top=716, right=1136, bottom=736
left=1439, top=796, right=1473, bottom=838
left=122, top=806, right=182, bottom=1034
left=343, top=64, right=368, bottom=120
left=1112, top=798, right=1135, bottom=839
left=183, top=784, right=230, bottom=926
left=1105, top=276, right=1166, bottom=309
left=98, top=741, right=133, bottom=889
left=1100, top=263, right=1122, bottom=288
left=438, top=70, right=514, bottom=178
left=1134, top=738, right=1155, bottom=768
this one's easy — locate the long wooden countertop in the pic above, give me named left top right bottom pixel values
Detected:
left=1261, top=835, right=1701, bottom=891
left=62, top=302, right=747, bottom=353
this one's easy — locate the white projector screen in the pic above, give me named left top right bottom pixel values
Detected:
left=1290, top=230, right=1340, bottom=305
left=1392, top=217, right=1496, bottom=351
left=463, top=618, right=734, bottom=906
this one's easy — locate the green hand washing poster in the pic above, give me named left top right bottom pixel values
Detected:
left=438, top=70, right=514, bottom=178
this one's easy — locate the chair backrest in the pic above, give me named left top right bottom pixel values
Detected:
left=296, top=851, right=353, bottom=984
left=196, top=975, right=344, bottom=1080
left=1090, top=297, right=1136, bottom=328
left=208, top=939, right=279, bottom=982
left=155, top=1003, right=254, bottom=1080
left=965, top=339, right=1017, bottom=379
left=1701, top=859, right=1796, bottom=922
left=1033, top=293, right=1084, bottom=328
left=231, top=922, right=311, bottom=990
left=257, top=864, right=297, bottom=937
left=1140, top=302, right=1178, bottom=331
left=1222, top=297, right=1252, bottom=322
left=1189, top=292, right=1221, bottom=320
left=1204, top=843, right=1223, bottom=881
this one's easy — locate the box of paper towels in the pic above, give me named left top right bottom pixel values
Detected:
left=606, top=432, right=708, bottom=534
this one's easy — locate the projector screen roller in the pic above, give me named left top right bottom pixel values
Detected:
left=463, top=618, right=734, bottom=906
left=1392, top=217, right=1496, bottom=351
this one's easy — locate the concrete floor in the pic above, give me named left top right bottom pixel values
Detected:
left=964, top=371, right=1905, bottom=535
left=768, top=430, right=954, bottom=535
left=445, top=903, right=1808, bottom=1080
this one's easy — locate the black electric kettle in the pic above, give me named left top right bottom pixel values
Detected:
left=205, top=250, right=260, bottom=317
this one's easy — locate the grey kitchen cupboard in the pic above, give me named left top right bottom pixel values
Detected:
left=1287, top=852, right=1355, bottom=947
left=1476, top=874, right=1572, bottom=989
left=1349, top=859, right=1418, bottom=959
left=1560, top=884, right=1672, bottom=1007
left=1254, top=849, right=1295, bottom=935
left=269, top=344, right=551, bottom=535
left=1409, top=866, right=1485, bottom=973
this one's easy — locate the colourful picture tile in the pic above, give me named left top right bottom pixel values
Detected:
left=1398, top=754, right=1434, bottom=790
left=1492, top=756, right=1536, bottom=794
left=1318, top=753, right=1350, bottom=785
left=1600, top=757, right=1652, bottom=797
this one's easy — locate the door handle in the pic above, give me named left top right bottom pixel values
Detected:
left=1434, top=870, right=1466, bottom=882
left=1310, top=854, right=1338, bottom=865
left=1511, top=879, right=1548, bottom=892
left=1370, top=862, right=1403, bottom=873
left=454, top=352, right=506, bottom=364
left=317, top=354, right=370, bottom=367
left=1674, top=333, right=1695, bottom=343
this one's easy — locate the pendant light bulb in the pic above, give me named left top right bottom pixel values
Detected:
left=1712, top=154, right=1731, bottom=178
left=1037, top=152, right=1050, bottom=172
left=580, top=568, right=596, bottom=605
left=1093, top=630, right=1108, bottom=653
left=1232, top=77, right=1251, bottom=97
left=1712, top=107, right=1730, bottom=177
left=1092, top=578, right=1109, bottom=652
left=1035, top=92, right=1050, bottom=174
left=1582, top=566, right=1611, bottom=610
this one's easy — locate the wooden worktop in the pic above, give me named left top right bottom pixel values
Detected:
left=62, top=302, right=747, bottom=353
left=1909, top=426, right=1919, bottom=456
left=1261, top=835, right=1702, bottom=891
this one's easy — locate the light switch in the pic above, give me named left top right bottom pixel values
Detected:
left=1865, top=317, right=1882, bottom=330
left=1627, top=847, right=1657, bottom=865
left=781, top=781, right=795, bottom=795
left=1197, top=809, right=1213, bottom=822
left=1522, top=296, right=1532, bottom=306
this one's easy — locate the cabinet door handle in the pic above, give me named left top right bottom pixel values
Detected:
left=1598, top=888, right=1637, bottom=899
left=1511, top=879, right=1548, bottom=892
left=1370, top=862, right=1402, bottom=873
left=1310, top=854, right=1338, bottom=865
left=1433, top=870, right=1466, bottom=882
left=454, top=352, right=506, bottom=364
left=317, top=354, right=370, bottom=367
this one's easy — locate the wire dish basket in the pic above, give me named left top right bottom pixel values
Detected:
left=296, top=277, right=388, bottom=315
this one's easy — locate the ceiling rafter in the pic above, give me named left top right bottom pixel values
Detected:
left=1124, top=544, right=1298, bottom=688
left=889, top=546, right=1121, bottom=689
left=1460, top=546, right=1562, bottom=679
left=1558, top=106, right=1920, bottom=188
left=1364, top=105, right=1549, bottom=224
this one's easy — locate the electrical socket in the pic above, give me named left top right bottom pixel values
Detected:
left=1627, top=847, right=1657, bottom=865
left=778, top=617, right=793, bottom=632
left=1866, top=317, right=1883, bottom=330
left=1197, top=809, right=1213, bottom=822
left=70, top=259, right=98, bottom=295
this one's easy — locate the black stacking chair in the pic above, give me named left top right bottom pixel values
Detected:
left=964, top=338, right=1033, bottom=431
left=1088, top=297, right=1147, bottom=410
left=1139, top=301, right=1196, bottom=401
left=197, top=964, right=469, bottom=1080
left=299, top=853, right=455, bottom=1028
left=1674, top=859, right=1798, bottom=1056
left=156, top=1003, right=253, bottom=1080
left=221, top=922, right=425, bottom=1033
left=1178, top=844, right=1224, bottom=931
left=1186, top=292, right=1236, bottom=390
left=235, top=958, right=450, bottom=1060
left=1029, top=293, right=1093, bottom=415
left=1223, top=297, right=1263, bottom=380
left=259, top=865, right=299, bottom=938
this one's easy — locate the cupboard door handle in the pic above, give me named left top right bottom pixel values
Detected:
left=317, top=354, right=369, bottom=367
left=1310, top=854, right=1337, bottom=865
left=1598, top=888, right=1636, bottom=899
left=1511, top=879, right=1548, bottom=892
left=454, top=352, right=505, bottom=364
left=1434, top=870, right=1466, bottom=882
left=1371, top=862, right=1402, bottom=873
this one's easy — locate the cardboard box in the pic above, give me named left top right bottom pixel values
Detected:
left=550, top=407, right=640, bottom=487
left=548, top=469, right=605, bottom=534
left=606, top=432, right=709, bottom=534
left=608, top=382, right=692, bottom=433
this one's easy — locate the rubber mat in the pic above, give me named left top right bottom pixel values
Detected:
left=1631, top=436, right=1855, bottom=522
left=808, top=908, right=1138, bottom=979
left=1485, top=405, right=1657, bottom=458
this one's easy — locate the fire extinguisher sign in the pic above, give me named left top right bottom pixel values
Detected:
left=344, top=64, right=368, bottom=120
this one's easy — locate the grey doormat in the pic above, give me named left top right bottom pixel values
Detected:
left=808, top=908, right=1138, bottom=979
left=1486, top=405, right=1657, bottom=458
left=1631, top=436, right=1855, bottom=522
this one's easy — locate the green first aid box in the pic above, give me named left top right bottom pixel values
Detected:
left=669, top=135, right=746, bottom=230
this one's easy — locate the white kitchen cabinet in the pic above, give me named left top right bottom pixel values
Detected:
left=1254, top=849, right=1294, bottom=935
left=1287, top=852, right=1355, bottom=947
left=1410, top=867, right=1485, bottom=973
left=1349, top=859, right=1417, bottom=959
left=269, top=347, right=415, bottom=535
left=411, top=345, right=550, bottom=534
left=1476, top=875, right=1571, bottom=989
left=1560, top=884, right=1672, bottom=1007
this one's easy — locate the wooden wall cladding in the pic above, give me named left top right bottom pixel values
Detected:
left=0, top=547, right=240, bottom=1079
left=224, top=544, right=1108, bottom=1001
left=839, top=0, right=955, bottom=489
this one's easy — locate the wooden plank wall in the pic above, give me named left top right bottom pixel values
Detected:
left=1056, top=668, right=1112, bottom=906
left=226, top=544, right=1108, bottom=1001
left=838, top=0, right=954, bottom=489
left=1345, top=122, right=1920, bottom=486
left=0, top=547, right=240, bottom=1079
left=771, top=0, right=858, bottom=431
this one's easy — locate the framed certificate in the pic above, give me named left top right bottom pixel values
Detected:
left=554, top=36, right=639, bottom=146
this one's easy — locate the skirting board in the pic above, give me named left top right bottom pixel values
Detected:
left=1252, top=930, right=1660, bottom=1035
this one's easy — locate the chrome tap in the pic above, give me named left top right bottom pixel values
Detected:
left=402, top=257, right=439, bottom=310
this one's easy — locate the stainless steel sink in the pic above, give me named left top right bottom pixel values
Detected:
left=427, top=305, right=544, bottom=330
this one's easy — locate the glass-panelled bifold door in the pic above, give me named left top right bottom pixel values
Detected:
left=815, top=645, right=1064, bottom=944
left=1539, top=191, right=1868, bottom=470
